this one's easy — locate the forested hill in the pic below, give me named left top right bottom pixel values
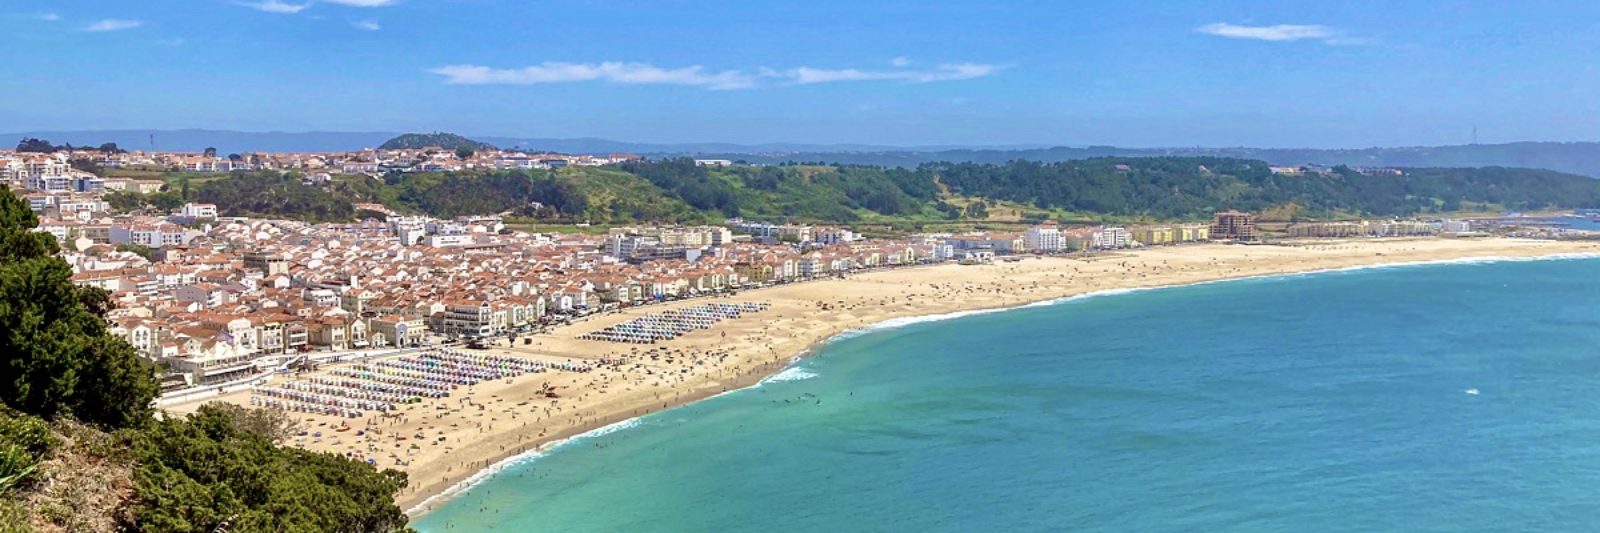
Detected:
left=698, top=141, right=1600, bottom=178
left=925, top=158, right=1600, bottom=218
left=378, top=132, right=495, bottom=151
left=109, top=157, right=1600, bottom=225
left=614, top=157, right=1600, bottom=221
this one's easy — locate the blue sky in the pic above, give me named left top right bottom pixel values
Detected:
left=2, top=0, right=1596, bottom=147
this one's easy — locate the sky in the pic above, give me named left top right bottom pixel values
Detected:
left=2, top=0, right=1596, bottom=148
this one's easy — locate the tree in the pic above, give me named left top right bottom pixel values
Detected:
left=965, top=201, right=989, bottom=219
left=71, top=158, right=104, bottom=175
left=16, top=138, right=55, bottom=153
left=0, top=188, right=159, bottom=428
left=203, top=147, right=217, bottom=158
left=98, top=142, right=125, bottom=154
left=127, top=404, right=411, bottom=532
left=454, top=146, right=475, bottom=159
left=197, top=402, right=300, bottom=443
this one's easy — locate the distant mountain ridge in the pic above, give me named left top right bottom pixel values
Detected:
left=5, top=129, right=1596, bottom=177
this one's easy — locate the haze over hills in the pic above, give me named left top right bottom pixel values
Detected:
left=0, top=129, right=1042, bottom=156
left=6, top=129, right=1598, bottom=177
left=710, top=142, right=1600, bottom=178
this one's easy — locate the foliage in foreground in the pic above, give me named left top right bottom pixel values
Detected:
left=126, top=404, right=411, bottom=533
left=0, top=188, right=159, bottom=428
left=0, top=187, right=411, bottom=532
left=0, top=409, right=55, bottom=495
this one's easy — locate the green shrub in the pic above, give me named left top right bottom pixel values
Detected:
left=0, top=411, right=58, bottom=457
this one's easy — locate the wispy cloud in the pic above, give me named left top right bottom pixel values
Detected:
left=240, top=0, right=312, bottom=14
left=1196, top=22, right=1339, bottom=42
left=324, top=0, right=397, bottom=6
left=83, top=19, right=143, bottom=32
left=890, top=56, right=911, bottom=67
left=431, top=62, right=759, bottom=90
left=36, top=12, right=61, bottom=21
left=430, top=61, right=1001, bottom=90
left=352, top=19, right=380, bottom=31
left=780, top=63, right=999, bottom=84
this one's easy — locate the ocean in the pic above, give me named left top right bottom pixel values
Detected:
left=414, top=257, right=1600, bottom=532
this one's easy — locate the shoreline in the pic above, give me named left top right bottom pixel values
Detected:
left=404, top=246, right=1600, bottom=517
left=156, top=237, right=1600, bottom=520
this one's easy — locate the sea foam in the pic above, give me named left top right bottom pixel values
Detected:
left=760, top=366, right=819, bottom=384
left=406, top=417, right=644, bottom=515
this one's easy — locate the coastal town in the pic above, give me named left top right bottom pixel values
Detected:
left=5, top=144, right=1584, bottom=397
left=5, top=2, right=1596, bottom=531
left=8, top=142, right=1600, bottom=519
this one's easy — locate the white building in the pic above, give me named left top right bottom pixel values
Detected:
left=424, top=233, right=474, bottom=247
left=388, top=216, right=429, bottom=245
left=110, top=222, right=192, bottom=247
left=181, top=203, right=218, bottom=219
left=442, top=301, right=496, bottom=337
left=28, top=174, right=73, bottom=192
left=1093, top=226, right=1131, bottom=249
left=1024, top=224, right=1064, bottom=252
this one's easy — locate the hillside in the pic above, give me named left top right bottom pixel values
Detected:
left=684, top=141, right=1600, bottom=178
left=101, top=157, right=1600, bottom=225
left=377, top=132, right=495, bottom=151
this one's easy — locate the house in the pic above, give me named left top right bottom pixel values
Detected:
left=369, top=315, right=426, bottom=347
left=181, top=203, right=218, bottom=219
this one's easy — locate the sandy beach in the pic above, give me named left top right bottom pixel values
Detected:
left=159, top=237, right=1600, bottom=516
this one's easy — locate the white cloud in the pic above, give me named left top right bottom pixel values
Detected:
left=1196, top=22, right=1337, bottom=42
left=430, top=61, right=1001, bottom=90
left=37, top=12, right=61, bottom=21
left=353, top=20, right=381, bottom=31
left=241, top=0, right=312, bottom=14
left=783, top=63, right=999, bottom=84
left=83, top=19, right=143, bottom=32
left=430, top=62, right=759, bottom=90
left=324, top=0, right=397, bottom=6
left=890, top=56, right=911, bottom=67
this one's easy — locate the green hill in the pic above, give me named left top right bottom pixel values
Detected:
left=378, top=132, right=495, bottom=151
left=103, top=157, right=1600, bottom=225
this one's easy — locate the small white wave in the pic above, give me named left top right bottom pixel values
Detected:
left=827, top=307, right=1014, bottom=342
left=1017, top=286, right=1153, bottom=309
left=407, top=417, right=644, bottom=516
left=581, top=417, right=643, bottom=439
left=760, top=366, right=818, bottom=385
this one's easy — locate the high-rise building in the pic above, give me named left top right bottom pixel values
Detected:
left=1210, top=210, right=1257, bottom=241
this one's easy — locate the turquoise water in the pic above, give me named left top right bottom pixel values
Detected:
left=415, top=257, right=1600, bottom=532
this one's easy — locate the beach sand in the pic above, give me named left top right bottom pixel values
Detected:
left=159, top=237, right=1600, bottom=516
